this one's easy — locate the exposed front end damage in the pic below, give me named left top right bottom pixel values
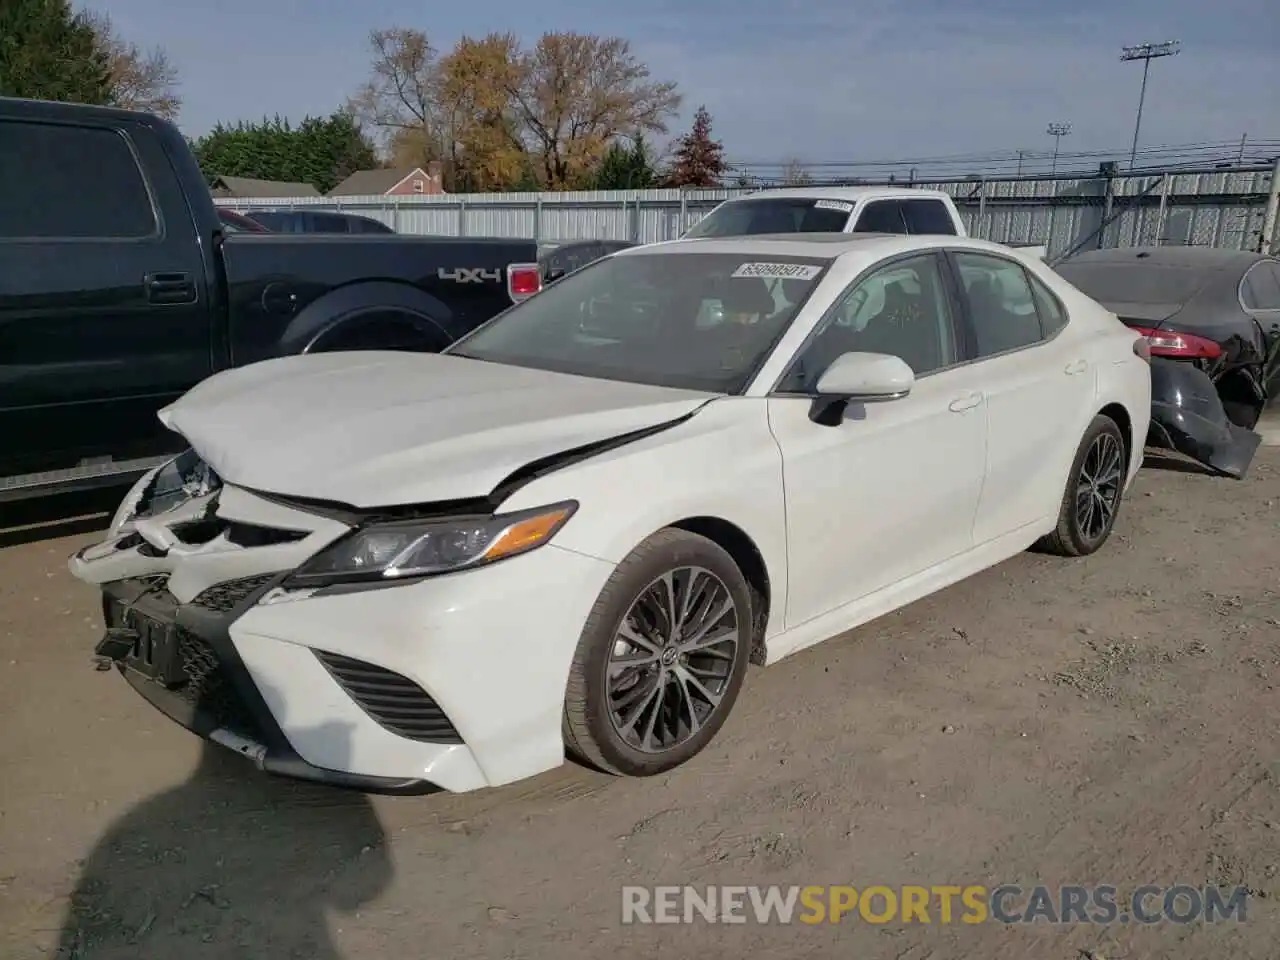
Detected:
left=1146, top=358, right=1263, bottom=479
left=68, top=414, right=657, bottom=793
left=67, top=460, right=451, bottom=792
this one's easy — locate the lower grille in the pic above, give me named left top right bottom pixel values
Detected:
left=190, top=573, right=279, bottom=613
left=103, top=582, right=262, bottom=741
left=173, top=629, right=262, bottom=739
left=315, top=652, right=462, bottom=744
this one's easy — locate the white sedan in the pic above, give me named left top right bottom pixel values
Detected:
left=71, top=233, right=1152, bottom=794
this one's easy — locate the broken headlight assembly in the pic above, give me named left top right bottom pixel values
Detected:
left=280, top=501, right=578, bottom=590
left=109, top=448, right=222, bottom=535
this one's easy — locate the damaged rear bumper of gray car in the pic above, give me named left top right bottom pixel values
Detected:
left=1146, top=358, right=1263, bottom=479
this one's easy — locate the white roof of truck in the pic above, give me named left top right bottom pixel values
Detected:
left=729, top=186, right=953, bottom=203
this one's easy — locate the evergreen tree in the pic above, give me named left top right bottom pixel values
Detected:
left=665, top=105, right=727, bottom=188
left=0, top=0, right=112, bottom=104
left=192, top=112, right=380, bottom=193
left=594, top=133, right=660, bottom=189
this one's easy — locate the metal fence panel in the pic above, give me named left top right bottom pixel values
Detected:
left=215, top=164, right=1276, bottom=258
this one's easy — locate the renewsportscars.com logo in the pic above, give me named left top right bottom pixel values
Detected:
left=621, top=884, right=1251, bottom=925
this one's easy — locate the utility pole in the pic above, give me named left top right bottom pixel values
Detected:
left=1120, top=41, right=1181, bottom=171
left=1016, top=149, right=1026, bottom=177
left=1236, top=133, right=1247, bottom=165
left=1046, top=122, right=1072, bottom=175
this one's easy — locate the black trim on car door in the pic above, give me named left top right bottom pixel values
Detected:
left=936, top=249, right=979, bottom=364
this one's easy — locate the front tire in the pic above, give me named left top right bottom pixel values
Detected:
left=1037, top=414, right=1127, bottom=557
left=562, top=529, right=753, bottom=777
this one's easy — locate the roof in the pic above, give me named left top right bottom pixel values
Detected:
left=726, top=186, right=952, bottom=203
left=1062, top=246, right=1268, bottom=271
left=210, top=175, right=320, bottom=198
left=327, top=168, right=427, bottom=196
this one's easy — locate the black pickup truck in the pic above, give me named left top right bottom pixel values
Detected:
left=0, top=97, right=549, bottom=504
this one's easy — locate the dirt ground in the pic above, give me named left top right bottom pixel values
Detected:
left=1, top=450, right=1277, bottom=960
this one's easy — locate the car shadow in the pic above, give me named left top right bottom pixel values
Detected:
left=55, top=684, right=391, bottom=959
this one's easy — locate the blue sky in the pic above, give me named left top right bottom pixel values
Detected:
left=93, top=0, right=1278, bottom=170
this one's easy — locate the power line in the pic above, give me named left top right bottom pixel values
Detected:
left=728, top=138, right=1279, bottom=169
left=725, top=137, right=1280, bottom=179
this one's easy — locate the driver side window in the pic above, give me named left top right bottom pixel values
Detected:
left=776, top=254, right=958, bottom=393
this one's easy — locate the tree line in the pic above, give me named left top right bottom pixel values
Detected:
left=0, top=0, right=180, bottom=118
left=2, top=4, right=819, bottom=192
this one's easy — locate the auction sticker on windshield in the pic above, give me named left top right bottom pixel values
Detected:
left=731, top=262, right=824, bottom=280
left=813, top=200, right=855, bottom=213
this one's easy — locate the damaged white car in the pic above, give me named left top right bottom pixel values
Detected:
left=71, top=233, right=1152, bottom=794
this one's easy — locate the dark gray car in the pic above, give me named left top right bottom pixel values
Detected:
left=1056, top=246, right=1279, bottom=477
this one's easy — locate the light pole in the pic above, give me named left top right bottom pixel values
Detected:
left=1046, top=122, right=1071, bottom=175
left=1120, top=40, right=1181, bottom=170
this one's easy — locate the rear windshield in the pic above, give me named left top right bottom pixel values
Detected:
left=1054, top=262, right=1211, bottom=305
left=685, top=198, right=853, bottom=238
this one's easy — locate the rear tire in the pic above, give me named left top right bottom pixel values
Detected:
left=562, top=529, right=752, bottom=777
left=1036, top=414, right=1127, bottom=557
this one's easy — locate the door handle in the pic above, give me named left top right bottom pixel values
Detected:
left=1064, top=359, right=1089, bottom=376
left=144, top=271, right=196, bottom=305
left=948, top=391, right=983, bottom=412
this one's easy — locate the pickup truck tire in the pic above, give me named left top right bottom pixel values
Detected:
left=307, top=309, right=453, bottom=354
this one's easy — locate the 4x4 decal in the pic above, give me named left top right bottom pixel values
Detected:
left=438, top=267, right=502, bottom=284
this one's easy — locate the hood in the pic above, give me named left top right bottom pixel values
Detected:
left=159, top=351, right=712, bottom=508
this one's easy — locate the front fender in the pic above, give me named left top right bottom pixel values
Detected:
left=1147, top=358, right=1261, bottom=479
left=496, top=400, right=791, bottom=638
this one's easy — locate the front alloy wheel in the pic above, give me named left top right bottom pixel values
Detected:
left=606, top=566, right=739, bottom=754
left=563, top=529, right=752, bottom=777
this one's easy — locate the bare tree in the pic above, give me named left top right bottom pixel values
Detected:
left=510, top=33, right=682, bottom=189
left=780, top=158, right=815, bottom=186
left=350, top=28, right=681, bottom=190
left=84, top=12, right=180, bottom=120
left=347, top=28, right=448, bottom=168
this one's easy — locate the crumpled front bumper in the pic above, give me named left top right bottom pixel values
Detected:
left=69, top=469, right=613, bottom=794
left=1146, top=358, right=1262, bottom=479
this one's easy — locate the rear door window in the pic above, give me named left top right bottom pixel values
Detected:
left=852, top=200, right=908, bottom=234
left=901, top=198, right=958, bottom=235
left=953, top=252, right=1045, bottom=356
left=0, top=120, right=157, bottom=239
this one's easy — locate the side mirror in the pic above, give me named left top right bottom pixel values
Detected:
left=809, top=352, right=914, bottom=426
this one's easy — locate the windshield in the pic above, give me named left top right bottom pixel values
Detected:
left=684, top=198, right=853, bottom=238
left=1055, top=262, right=1211, bottom=306
left=446, top=252, right=831, bottom=393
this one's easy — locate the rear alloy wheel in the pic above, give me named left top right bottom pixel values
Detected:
left=563, top=529, right=752, bottom=777
left=1037, top=414, right=1127, bottom=557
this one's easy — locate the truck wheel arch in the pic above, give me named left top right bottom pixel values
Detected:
left=278, top=281, right=457, bottom=356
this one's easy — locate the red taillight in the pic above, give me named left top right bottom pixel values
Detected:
left=1129, top=325, right=1221, bottom=359
left=1132, top=336, right=1152, bottom=362
left=507, top=263, right=542, bottom=302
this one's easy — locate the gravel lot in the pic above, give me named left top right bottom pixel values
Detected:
left=1, top=448, right=1277, bottom=960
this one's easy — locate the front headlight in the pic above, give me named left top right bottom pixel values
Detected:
left=109, top=448, right=221, bottom=535
left=285, top=501, right=578, bottom=587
